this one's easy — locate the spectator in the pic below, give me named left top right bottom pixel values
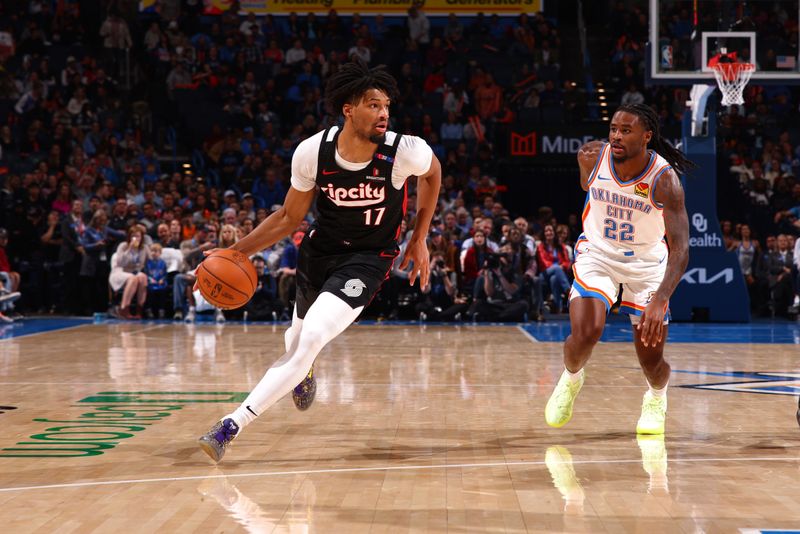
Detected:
left=144, top=243, right=169, bottom=319
left=79, top=209, right=123, bottom=314
left=110, top=226, right=149, bottom=319
left=407, top=7, right=431, bottom=47
left=427, top=229, right=458, bottom=272
left=252, top=168, right=286, bottom=209
left=285, top=39, right=307, bottom=66
left=620, top=83, right=645, bottom=106
left=535, top=224, right=572, bottom=313
left=348, top=38, right=371, bottom=64
left=58, top=199, right=86, bottom=314
left=166, top=62, right=192, bottom=100
left=735, top=224, right=767, bottom=315
left=474, top=74, right=503, bottom=121
left=0, top=228, right=20, bottom=293
left=469, top=245, right=529, bottom=322
left=417, top=252, right=469, bottom=322
left=174, top=225, right=216, bottom=322
left=762, top=233, right=796, bottom=317
left=277, top=230, right=303, bottom=314
left=0, top=229, right=22, bottom=321
left=243, top=255, right=281, bottom=321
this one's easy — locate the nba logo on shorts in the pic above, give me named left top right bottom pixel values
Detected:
left=661, top=45, right=673, bottom=69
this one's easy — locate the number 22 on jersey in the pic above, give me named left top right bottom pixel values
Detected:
left=603, top=218, right=635, bottom=242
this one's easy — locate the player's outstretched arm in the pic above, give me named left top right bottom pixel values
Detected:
left=577, top=140, right=605, bottom=191
left=400, top=154, right=442, bottom=288
left=232, top=186, right=316, bottom=257
left=638, top=169, right=690, bottom=347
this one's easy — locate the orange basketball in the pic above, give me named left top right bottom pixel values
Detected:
left=196, top=249, right=257, bottom=310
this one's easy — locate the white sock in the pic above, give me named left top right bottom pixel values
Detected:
left=648, top=380, right=668, bottom=398
left=226, top=293, right=362, bottom=430
left=565, top=367, right=583, bottom=383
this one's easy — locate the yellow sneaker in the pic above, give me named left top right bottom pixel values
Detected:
left=545, top=369, right=585, bottom=428
left=636, top=391, right=667, bottom=435
left=545, top=445, right=585, bottom=513
left=637, top=434, right=668, bottom=493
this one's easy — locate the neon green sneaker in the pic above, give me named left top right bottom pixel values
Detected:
left=545, top=369, right=585, bottom=428
left=636, top=391, right=667, bottom=435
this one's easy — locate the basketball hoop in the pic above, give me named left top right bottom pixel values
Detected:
left=710, top=60, right=755, bottom=106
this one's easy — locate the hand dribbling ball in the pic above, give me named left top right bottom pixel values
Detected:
left=196, top=249, right=257, bottom=309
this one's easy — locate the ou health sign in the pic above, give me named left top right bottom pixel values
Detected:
left=670, top=112, right=750, bottom=322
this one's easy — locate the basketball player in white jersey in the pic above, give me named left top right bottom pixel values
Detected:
left=197, top=60, right=441, bottom=462
left=545, top=103, right=692, bottom=435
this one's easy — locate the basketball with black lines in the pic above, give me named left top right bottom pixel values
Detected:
left=196, top=249, right=257, bottom=310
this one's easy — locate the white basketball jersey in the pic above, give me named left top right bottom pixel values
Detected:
left=580, top=143, right=671, bottom=258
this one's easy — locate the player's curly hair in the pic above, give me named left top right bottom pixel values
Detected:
left=616, top=103, right=697, bottom=175
left=325, top=59, right=399, bottom=116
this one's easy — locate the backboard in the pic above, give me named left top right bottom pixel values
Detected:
left=647, top=0, right=800, bottom=85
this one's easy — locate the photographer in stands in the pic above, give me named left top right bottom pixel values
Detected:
left=469, top=245, right=529, bottom=322
left=417, top=252, right=470, bottom=322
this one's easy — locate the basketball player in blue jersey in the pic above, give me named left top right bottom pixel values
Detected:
left=198, top=60, right=441, bottom=462
left=545, top=103, right=692, bottom=436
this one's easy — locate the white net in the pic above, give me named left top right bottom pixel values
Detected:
left=711, top=63, right=755, bottom=106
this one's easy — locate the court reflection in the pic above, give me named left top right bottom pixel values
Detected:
left=198, top=474, right=317, bottom=533
left=545, top=437, right=670, bottom=515
left=544, top=445, right=585, bottom=515
left=636, top=435, right=669, bottom=494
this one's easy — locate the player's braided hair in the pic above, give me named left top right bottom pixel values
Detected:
left=616, top=103, right=696, bottom=175
left=325, top=58, right=399, bottom=116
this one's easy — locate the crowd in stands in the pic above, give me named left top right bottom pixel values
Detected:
left=0, top=3, right=797, bottom=322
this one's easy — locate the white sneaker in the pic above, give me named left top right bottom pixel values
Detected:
left=214, top=309, right=226, bottom=324
left=0, top=291, right=21, bottom=305
left=184, top=309, right=196, bottom=323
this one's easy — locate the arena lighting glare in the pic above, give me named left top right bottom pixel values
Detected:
left=183, top=163, right=191, bottom=168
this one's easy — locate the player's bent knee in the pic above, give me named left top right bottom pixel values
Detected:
left=296, top=326, right=331, bottom=357
left=571, top=321, right=604, bottom=346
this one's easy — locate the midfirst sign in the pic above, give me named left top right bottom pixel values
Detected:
left=509, top=126, right=681, bottom=160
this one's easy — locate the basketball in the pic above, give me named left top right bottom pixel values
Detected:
left=196, top=249, right=257, bottom=310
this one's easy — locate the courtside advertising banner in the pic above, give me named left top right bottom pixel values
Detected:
left=203, top=0, right=543, bottom=15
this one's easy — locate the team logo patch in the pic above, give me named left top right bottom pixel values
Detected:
left=634, top=182, right=650, bottom=198
left=341, top=278, right=367, bottom=298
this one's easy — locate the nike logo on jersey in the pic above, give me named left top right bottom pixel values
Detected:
left=322, top=169, right=338, bottom=176
left=596, top=176, right=611, bottom=181
left=320, top=182, right=385, bottom=207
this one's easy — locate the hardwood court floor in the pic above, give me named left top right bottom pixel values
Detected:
left=0, top=321, right=798, bottom=533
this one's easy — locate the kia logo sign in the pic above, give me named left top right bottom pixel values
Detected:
left=681, top=267, right=734, bottom=284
